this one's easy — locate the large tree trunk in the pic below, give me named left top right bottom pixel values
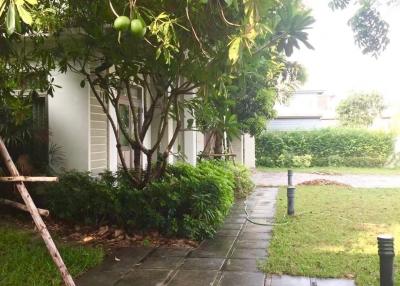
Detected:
left=213, top=132, right=224, bottom=155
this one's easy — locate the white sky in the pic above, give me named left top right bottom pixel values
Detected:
left=290, top=1, right=400, bottom=105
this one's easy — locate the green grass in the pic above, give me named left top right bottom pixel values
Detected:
left=263, top=186, right=400, bottom=285
left=256, top=166, right=400, bottom=175
left=0, top=224, right=104, bottom=286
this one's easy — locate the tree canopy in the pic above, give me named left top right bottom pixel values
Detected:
left=336, top=92, right=385, bottom=127
left=0, top=0, right=314, bottom=188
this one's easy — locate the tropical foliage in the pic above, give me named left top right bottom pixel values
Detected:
left=337, top=92, right=385, bottom=127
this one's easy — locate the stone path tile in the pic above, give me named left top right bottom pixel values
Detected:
left=180, top=258, right=224, bottom=270
left=217, top=272, right=265, bottom=286
left=268, top=275, right=311, bottom=286
left=136, top=256, right=184, bottom=269
left=313, top=278, right=356, bottom=286
left=115, top=269, right=171, bottom=286
left=224, top=258, right=261, bottom=272
left=76, top=185, right=356, bottom=286
left=265, top=275, right=357, bottom=286
left=167, top=270, right=218, bottom=286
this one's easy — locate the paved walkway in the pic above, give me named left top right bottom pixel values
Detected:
left=253, top=171, right=400, bottom=188
left=77, top=187, right=355, bottom=285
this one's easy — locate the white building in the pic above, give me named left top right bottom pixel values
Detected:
left=45, top=70, right=255, bottom=173
left=268, top=90, right=396, bottom=132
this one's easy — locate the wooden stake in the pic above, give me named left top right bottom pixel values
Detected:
left=0, top=198, right=50, bottom=217
left=0, top=176, right=59, bottom=182
left=0, top=137, right=75, bottom=286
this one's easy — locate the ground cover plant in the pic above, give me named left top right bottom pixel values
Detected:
left=34, top=161, right=252, bottom=241
left=263, top=186, right=400, bottom=285
left=256, top=128, right=395, bottom=167
left=0, top=223, right=104, bottom=286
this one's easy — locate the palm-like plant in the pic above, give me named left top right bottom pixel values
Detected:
left=275, top=0, right=315, bottom=56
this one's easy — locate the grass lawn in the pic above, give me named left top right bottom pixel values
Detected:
left=263, top=186, right=400, bottom=286
left=0, top=224, right=104, bottom=286
left=257, top=166, right=400, bottom=175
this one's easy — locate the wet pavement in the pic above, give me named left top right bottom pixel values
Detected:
left=77, top=186, right=356, bottom=285
left=253, top=171, right=400, bottom=188
left=77, top=187, right=276, bottom=286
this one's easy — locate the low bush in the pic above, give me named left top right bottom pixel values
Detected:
left=256, top=128, right=395, bottom=167
left=35, top=161, right=253, bottom=240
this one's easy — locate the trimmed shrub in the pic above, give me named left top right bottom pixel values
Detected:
left=34, top=161, right=253, bottom=240
left=256, top=128, right=395, bottom=167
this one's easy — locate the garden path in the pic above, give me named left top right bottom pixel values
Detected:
left=77, top=186, right=355, bottom=285
left=253, top=171, right=400, bottom=188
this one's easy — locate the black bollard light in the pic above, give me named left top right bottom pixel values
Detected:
left=288, top=169, right=293, bottom=186
left=378, top=234, right=395, bottom=286
left=287, top=186, right=295, bottom=216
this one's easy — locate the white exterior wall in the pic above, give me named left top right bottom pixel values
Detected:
left=49, top=70, right=90, bottom=171
left=243, top=134, right=255, bottom=168
left=183, top=94, right=197, bottom=166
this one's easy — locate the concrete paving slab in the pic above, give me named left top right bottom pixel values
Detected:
left=137, top=256, right=184, bottom=269
left=215, top=229, right=241, bottom=237
left=217, top=271, right=265, bottom=286
left=270, top=275, right=311, bottom=286
left=150, top=247, right=190, bottom=257
left=115, top=269, right=171, bottom=286
left=235, top=239, right=270, bottom=249
left=240, top=232, right=272, bottom=240
left=224, top=258, right=261, bottom=273
left=230, top=248, right=267, bottom=259
left=314, top=278, right=356, bottom=286
left=167, top=270, right=218, bottom=286
left=180, top=258, right=224, bottom=270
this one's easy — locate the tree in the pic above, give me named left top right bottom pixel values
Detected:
left=1, top=0, right=314, bottom=189
left=195, top=0, right=313, bottom=155
left=328, top=0, right=393, bottom=57
left=336, top=92, right=385, bottom=127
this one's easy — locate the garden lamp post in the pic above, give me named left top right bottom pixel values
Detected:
left=378, top=234, right=395, bottom=286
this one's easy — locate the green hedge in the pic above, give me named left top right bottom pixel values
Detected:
left=256, top=128, right=395, bottom=167
left=34, top=161, right=253, bottom=241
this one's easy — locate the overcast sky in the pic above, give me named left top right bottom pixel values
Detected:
left=290, top=1, right=400, bottom=105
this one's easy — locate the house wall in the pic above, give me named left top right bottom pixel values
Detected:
left=89, top=92, right=108, bottom=174
left=49, top=70, right=90, bottom=171
left=231, top=134, right=256, bottom=168
left=268, top=118, right=337, bottom=131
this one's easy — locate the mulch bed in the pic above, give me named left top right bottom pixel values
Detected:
left=299, top=179, right=351, bottom=187
left=0, top=213, right=198, bottom=251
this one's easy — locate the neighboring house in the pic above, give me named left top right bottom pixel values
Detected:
left=268, top=90, right=396, bottom=132
left=268, top=90, right=338, bottom=131
left=44, top=70, right=255, bottom=173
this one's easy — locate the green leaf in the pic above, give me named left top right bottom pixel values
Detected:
left=16, top=2, right=32, bottom=25
left=6, top=3, right=16, bottom=35
left=224, top=0, right=233, bottom=6
left=0, top=0, right=6, bottom=18
left=25, top=0, right=38, bottom=4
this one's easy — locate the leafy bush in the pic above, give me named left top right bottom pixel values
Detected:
left=226, top=163, right=255, bottom=198
left=35, top=161, right=254, bottom=240
left=292, top=154, right=312, bottom=168
left=256, top=128, right=395, bottom=167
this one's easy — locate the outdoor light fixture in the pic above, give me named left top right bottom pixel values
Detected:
left=288, top=169, right=293, bottom=186
left=378, top=234, right=395, bottom=286
left=287, top=186, right=295, bottom=216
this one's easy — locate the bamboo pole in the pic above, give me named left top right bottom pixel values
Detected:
left=0, top=137, right=75, bottom=286
left=0, top=176, right=59, bottom=182
left=0, top=198, right=50, bottom=217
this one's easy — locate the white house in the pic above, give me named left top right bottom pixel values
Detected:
left=268, top=90, right=338, bottom=131
left=44, top=70, right=255, bottom=173
left=268, top=90, right=396, bottom=132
